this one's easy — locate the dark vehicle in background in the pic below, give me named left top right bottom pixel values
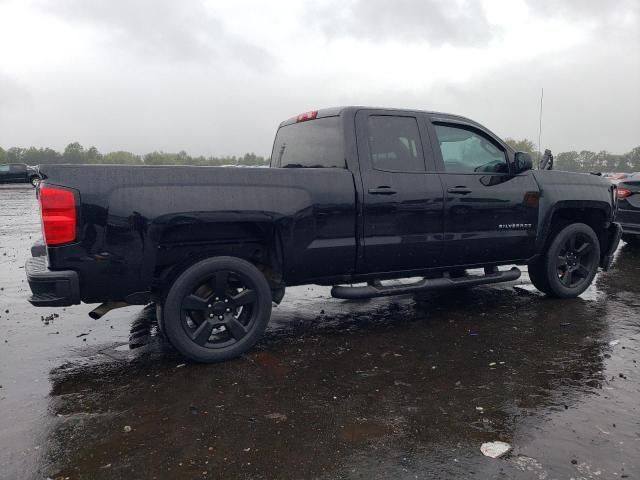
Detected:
left=615, top=173, right=640, bottom=245
left=0, top=163, right=41, bottom=187
left=25, top=107, right=621, bottom=363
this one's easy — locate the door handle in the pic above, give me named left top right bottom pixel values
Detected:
left=368, top=186, right=397, bottom=195
left=447, top=186, right=472, bottom=195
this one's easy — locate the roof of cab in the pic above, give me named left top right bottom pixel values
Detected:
left=278, top=106, right=483, bottom=129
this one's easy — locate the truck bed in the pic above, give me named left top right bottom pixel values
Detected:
left=38, top=164, right=358, bottom=303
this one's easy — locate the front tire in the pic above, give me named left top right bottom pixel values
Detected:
left=530, top=223, right=600, bottom=298
left=527, top=259, right=552, bottom=295
left=163, top=256, right=272, bottom=363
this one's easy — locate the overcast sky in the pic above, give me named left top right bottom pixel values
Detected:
left=0, top=0, right=638, bottom=157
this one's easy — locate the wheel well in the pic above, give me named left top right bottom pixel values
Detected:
left=546, top=207, right=608, bottom=252
left=151, top=244, right=283, bottom=302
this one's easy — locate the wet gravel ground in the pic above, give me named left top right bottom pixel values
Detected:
left=0, top=184, right=638, bottom=480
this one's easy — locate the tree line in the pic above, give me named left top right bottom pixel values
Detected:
left=1, top=140, right=639, bottom=173
left=0, top=142, right=268, bottom=167
left=504, top=138, right=640, bottom=173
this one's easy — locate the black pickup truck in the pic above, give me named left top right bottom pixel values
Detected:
left=26, top=107, right=622, bottom=362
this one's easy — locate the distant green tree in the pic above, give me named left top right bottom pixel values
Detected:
left=42, top=148, right=62, bottom=164
left=85, top=146, right=103, bottom=164
left=555, top=151, right=580, bottom=172
left=624, top=146, right=640, bottom=172
left=621, top=157, right=634, bottom=171
left=144, top=151, right=178, bottom=165
left=7, top=140, right=634, bottom=172
left=504, top=138, right=536, bottom=154
left=63, top=142, right=85, bottom=163
left=177, top=150, right=189, bottom=163
left=22, top=147, right=61, bottom=165
left=6, top=147, right=25, bottom=163
left=23, top=147, right=41, bottom=165
left=0, top=146, right=5, bottom=163
left=613, top=152, right=632, bottom=172
left=102, top=151, right=142, bottom=164
left=576, top=150, right=597, bottom=172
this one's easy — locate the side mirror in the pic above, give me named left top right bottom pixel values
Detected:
left=514, top=151, right=533, bottom=174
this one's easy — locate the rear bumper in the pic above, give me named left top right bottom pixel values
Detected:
left=26, top=256, right=80, bottom=307
left=600, top=222, right=622, bottom=271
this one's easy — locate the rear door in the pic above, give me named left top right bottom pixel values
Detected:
left=425, top=118, right=540, bottom=266
left=356, top=110, right=444, bottom=273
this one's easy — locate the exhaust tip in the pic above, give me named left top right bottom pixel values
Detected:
left=89, top=302, right=129, bottom=320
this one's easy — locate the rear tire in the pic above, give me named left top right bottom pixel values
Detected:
left=163, top=256, right=272, bottom=363
left=29, top=176, right=40, bottom=187
left=531, top=223, right=600, bottom=298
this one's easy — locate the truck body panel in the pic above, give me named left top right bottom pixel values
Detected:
left=27, top=106, right=620, bottom=307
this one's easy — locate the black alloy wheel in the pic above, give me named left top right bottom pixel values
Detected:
left=181, top=270, right=257, bottom=348
left=555, top=231, right=597, bottom=288
left=532, top=223, right=600, bottom=298
left=163, top=257, right=272, bottom=362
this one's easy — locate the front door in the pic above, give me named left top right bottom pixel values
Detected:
left=356, top=110, right=444, bottom=273
left=426, top=120, right=540, bottom=266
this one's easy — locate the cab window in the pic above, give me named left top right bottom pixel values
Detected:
left=271, top=117, right=345, bottom=168
left=367, top=116, right=425, bottom=172
left=434, top=124, right=508, bottom=174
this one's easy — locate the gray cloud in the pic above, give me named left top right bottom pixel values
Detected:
left=0, top=72, right=30, bottom=109
left=0, top=0, right=637, bottom=157
left=309, top=0, right=495, bottom=46
left=42, top=0, right=274, bottom=70
left=526, top=0, right=640, bottom=25
left=417, top=41, right=640, bottom=155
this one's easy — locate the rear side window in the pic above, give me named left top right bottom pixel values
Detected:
left=10, top=164, right=26, bottom=173
left=0, top=165, right=9, bottom=172
left=367, top=116, right=425, bottom=172
left=271, top=117, right=345, bottom=168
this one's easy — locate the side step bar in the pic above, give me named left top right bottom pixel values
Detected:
left=331, top=267, right=521, bottom=300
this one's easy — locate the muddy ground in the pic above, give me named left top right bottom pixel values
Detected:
left=0, top=184, right=638, bottom=480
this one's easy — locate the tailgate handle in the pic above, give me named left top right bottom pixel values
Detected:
left=368, top=186, right=397, bottom=195
left=448, top=186, right=472, bottom=195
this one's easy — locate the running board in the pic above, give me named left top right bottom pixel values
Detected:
left=331, top=267, right=522, bottom=300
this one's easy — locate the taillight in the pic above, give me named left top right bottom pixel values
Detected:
left=296, top=111, right=318, bottom=123
left=40, top=186, right=77, bottom=245
left=617, top=187, right=633, bottom=199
